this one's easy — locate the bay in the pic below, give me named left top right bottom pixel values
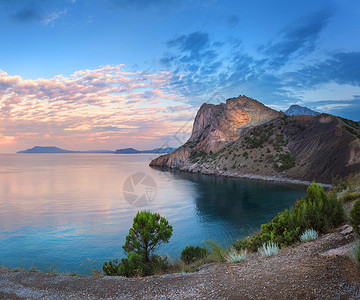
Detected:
left=0, top=154, right=306, bottom=274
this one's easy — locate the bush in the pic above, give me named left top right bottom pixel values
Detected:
left=181, top=246, right=209, bottom=264
left=224, top=248, right=247, bottom=263
left=275, top=152, right=296, bottom=171
left=234, top=183, right=345, bottom=251
left=204, top=240, right=226, bottom=262
left=258, top=241, right=279, bottom=257
left=350, top=199, right=360, bottom=237
left=300, top=229, right=318, bottom=242
left=339, top=192, right=360, bottom=203
left=102, top=253, right=168, bottom=277
left=102, top=259, right=119, bottom=276
left=349, top=240, right=360, bottom=267
left=117, top=252, right=144, bottom=277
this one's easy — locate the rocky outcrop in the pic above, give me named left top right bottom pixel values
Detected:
left=150, top=96, right=360, bottom=184
left=150, top=96, right=280, bottom=168
left=189, top=97, right=281, bottom=153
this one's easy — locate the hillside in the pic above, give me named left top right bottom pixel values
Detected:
left=150, top=96, right=360, bottom=184
left=115, top=147, right=176, bottom=154
left=1, top=225, right=359, bottom=299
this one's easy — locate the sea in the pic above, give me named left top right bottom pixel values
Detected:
left=0, top=153, right=307, bottom=274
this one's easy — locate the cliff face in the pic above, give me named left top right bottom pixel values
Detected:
left=189, top=97, right=281, bottom=153
left=150, top=96, right=360, bottom=184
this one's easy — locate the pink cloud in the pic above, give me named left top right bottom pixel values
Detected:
left=0, top=65, right=197, bottom=152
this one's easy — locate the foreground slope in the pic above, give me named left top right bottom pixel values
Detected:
left=1, top=226, right=359, bottom=299
left=150, top=96, right=360, bottom=184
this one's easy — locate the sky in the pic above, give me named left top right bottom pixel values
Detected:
left=0, top=0, right=359, bottom=153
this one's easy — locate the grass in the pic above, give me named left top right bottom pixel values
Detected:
left=349, top=240, right=360, bottom=267
left=258, top=241, right=279, bottom=257
left=300, top=229, right=318, bottom=242
left=224, top=248, right=247, bottom=263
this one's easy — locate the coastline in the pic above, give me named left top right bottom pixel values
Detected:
left=151, top=165, right=333, bottom=188
left=1, top=225, right=358, bottom=299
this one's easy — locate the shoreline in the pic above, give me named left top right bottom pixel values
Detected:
left=152, top=165, right=332, bottom=188
left=1, top=225, right=358, bottom=299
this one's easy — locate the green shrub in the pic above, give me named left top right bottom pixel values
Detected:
left=181, top=245, right=209, bottom=264
left=117, top=252, right=144, bottom=277
left=339, top=192, right=360, bottom=203
left=102, top=259, right=119, bottom=276
left=275, top=152, right=296, bottom=171
left=350, top=199, right=360, bottom=237
left=102, top=253, right=168, bottom=277
left=349, top=240, right=360, bottom=267
left=204, top=240, right=226, bottom=262
left=234, top=183, right=345, bottom=251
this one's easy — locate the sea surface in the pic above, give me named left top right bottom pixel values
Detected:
left=0, top=154, right=307, bottom=274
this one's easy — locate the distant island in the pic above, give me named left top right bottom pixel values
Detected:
left=115, top=147, right=177, bottom=154
left=17, top=146, right=176, bottom=154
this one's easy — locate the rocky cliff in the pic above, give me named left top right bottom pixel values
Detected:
left=150, top=96, right=360, bottom=184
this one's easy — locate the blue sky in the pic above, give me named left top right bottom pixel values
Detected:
left=0, top=0, right=359, bottom=152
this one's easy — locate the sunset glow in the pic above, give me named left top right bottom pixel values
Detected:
left=1, top=0, right=359, bottom=153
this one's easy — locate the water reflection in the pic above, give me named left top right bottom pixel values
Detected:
left=0, top=154, right=307, bottom=273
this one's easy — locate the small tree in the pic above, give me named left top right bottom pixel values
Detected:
left=123, top=210, right=173, bottom=262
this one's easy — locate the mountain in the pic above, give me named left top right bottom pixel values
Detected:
left=17, top=146, right=79, bottom=153
left=17, top=146, right=176, bottom=154
left=115, top=147, right=176, bottom=154
left=17, top=146, right=114, bottom=154
left=150, top=96, right=360, bottom=184
left=285, top=105, right=320, bottom=116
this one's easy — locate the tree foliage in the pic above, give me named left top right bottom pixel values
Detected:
left=234, top=183, right=345, bottom=252
left=123, top=210, right=173, bottom=262
left=103, top=210, right=173, bottom=277
left=350, top=199, right=360, bottom=237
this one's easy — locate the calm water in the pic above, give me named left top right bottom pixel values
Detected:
left=0, top=154, right=307, bottom=274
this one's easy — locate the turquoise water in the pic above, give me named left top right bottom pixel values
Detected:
left=0, top=154, right=306, bottom=274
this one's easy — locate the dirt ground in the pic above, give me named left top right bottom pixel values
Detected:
left=1, top=225, right=360, bottom=300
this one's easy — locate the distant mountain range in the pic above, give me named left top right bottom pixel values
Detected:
left=17, top=146, right=176, bottom=154
left=285, top=105, right=320, bottom=116
left=115, top=147, right=177, bottom=154
left=17, top=146, right=114, bottom=154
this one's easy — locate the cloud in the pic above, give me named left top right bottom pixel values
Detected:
left=0, top=133, right=15, bottom=145
left=165, top=31, right=211, bottom=63
left=227, top=15, right=240, bottom=28
left=0, top=66, right=197, bottom=151
left=284, top=52, right=360, bottom=89
left=259, top=9, right=333, bottom=69
left=0, top=0, right=67, bottom=25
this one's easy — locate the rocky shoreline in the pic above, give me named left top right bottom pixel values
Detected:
left=152, top=164, right=333, bottom=188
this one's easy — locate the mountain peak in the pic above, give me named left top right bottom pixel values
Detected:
left=285, top=105, right=320, bottom=116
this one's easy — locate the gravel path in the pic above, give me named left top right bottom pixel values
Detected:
left=1, top=225, right=360, bottom=299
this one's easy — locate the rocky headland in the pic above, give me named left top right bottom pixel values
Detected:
left=150, top=96, right=360, bottom=184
